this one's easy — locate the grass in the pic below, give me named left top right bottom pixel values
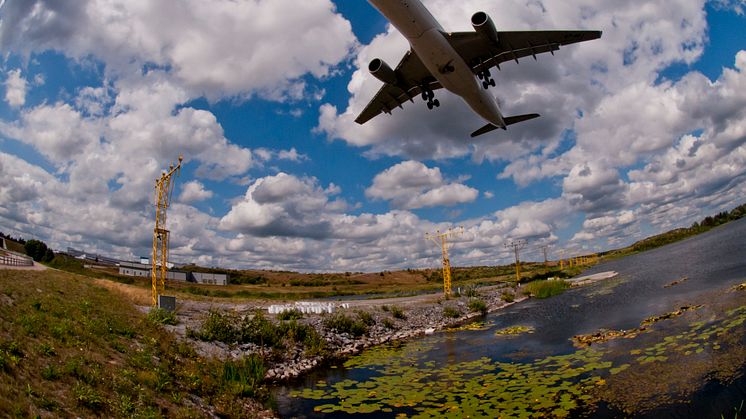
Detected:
left=522, top=280, right=570, bottom=299
left=0, top=269, right=269, bottom=417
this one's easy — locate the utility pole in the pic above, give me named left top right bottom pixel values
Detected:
left=504, top=239, right=527, bottom=288
left=152, top=155, right=182, bottom=307
left=541, top=245, right=549, bottom=265
left=426, top=227, right=464, bottom=297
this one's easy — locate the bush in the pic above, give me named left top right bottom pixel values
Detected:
left=277, top=308, right=303, bottom=321
left=522, top=280, right=570, bottom=299
left=500, top=291, right=515, bottom=303
left=382, top=318, right=395, bottom=329
left=356, top=310, right=375, bottom=326
left=191, top=309, right=240, bottom=343
left=147, top=307, right=178, bottom=325
left=442, top=307, right=461, bottom=319
left=390, top=306, right=406, bottom=319
left=468, top=299, right=487, bottom=315
left=323, top=313, right=368, bottom=337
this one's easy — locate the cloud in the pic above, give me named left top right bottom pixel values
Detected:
left=365, top=161, right=478, bottom=209
left=4, top=69, right=27, bottom=107
left=0, top=0, right=357, bottom=102
left=179, top=181, right=213, bottom=203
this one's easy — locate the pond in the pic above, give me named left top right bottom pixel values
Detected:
left=275, top=218, right=746, bottom=418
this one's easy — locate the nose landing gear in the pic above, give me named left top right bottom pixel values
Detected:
left=478, top=69, right=496, bottom=89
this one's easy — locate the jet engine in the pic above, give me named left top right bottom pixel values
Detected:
left=471, top=11, right=499, bottom=44
left=368, top=58, right=398, bottom=85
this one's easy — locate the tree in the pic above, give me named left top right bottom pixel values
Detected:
left=24, top=239, right=50, bottom=262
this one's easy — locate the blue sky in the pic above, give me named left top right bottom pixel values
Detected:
left=1, top=0, right=746, bottom=271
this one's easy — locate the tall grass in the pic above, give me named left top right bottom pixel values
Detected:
left=522, top=280, right=570, bottom=299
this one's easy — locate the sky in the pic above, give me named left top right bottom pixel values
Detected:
left=1, top=0, right=746, bottom=272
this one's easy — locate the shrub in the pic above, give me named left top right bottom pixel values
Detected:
left=194, top=310, right=240, bottom=343
left=382, top=318, right=395, bottom=329
left=468, top=298, right=488, bottom=315
left=323, top=313, right=368, bottom=337
left=390, top=306, right=406, bottom=319
left=522, top=280, right=570, bottom=299
left=381, top=305, right=390, bottom=312
left=500, top=291, right=515, bottom=303
left=356, top=310, right=375, bottom=326
left=443, top=307, right=461, bottom=319
left=277, top=308, right=303, bottom=321
left=240, top=312, right=281, bottom=348
left=147, top=307, right=178, bottom=325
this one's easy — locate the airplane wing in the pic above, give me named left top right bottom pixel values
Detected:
left=354, top=50, right=441, bottom=125
left=446, top=30, right=602, bottom=75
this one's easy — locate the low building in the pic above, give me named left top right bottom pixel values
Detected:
left=117, top=261, right=226, bottom=285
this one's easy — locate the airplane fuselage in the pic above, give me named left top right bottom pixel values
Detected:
left=368, top=0, right=506, bottom=127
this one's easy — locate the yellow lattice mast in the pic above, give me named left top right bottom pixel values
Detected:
left=152, top=155, right=183, bottom=307
left=504, top=239, right=527, bottom=288
left=426, top=227, right=464, bottom=297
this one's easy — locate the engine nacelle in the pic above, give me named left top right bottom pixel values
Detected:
left=368, top=58, right=398, bottom=85
left=471, top=11, right=499, bottom=44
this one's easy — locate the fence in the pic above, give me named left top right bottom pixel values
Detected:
left=0, top=253, right=34, bottom=267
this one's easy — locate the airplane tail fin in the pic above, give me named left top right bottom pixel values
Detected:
left=470, top=113, right=541, bottom=138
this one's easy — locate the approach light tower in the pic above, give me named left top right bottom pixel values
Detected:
left=426, top=227, right=464, bottom=297
left=152, top=155, right=183, bottom=307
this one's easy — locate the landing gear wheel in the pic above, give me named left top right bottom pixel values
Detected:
left=433, top=99, right=440, bottom=107
left=482, top=81, right=490, bottom=89
left=490, top=79, right=496, bottom=87
left=427, top=101, right=434, bottom=110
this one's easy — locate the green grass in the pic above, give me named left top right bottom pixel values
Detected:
left=0, top=269, right=268, bottom=417
left=522, top=280, right=570, bottom=299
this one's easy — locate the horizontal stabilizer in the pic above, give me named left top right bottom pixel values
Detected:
left=470, top=113, right=541, bottom=137
left=504, top=113, right=541, bottom=126
left=470, top=123, right=499, bottom=137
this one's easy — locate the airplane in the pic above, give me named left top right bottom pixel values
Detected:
left=355, top=0, right=602, bottom=137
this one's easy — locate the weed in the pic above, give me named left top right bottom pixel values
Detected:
left=73, top=382, right=105, bottom=410
left=147, top=307, right=178, bottom=325
left=390, top=306, right=406, bottom=319
left=41, top=364, right=60, bottom=380
left=39, top=342, right=56, bottom=356
left=195, top=309, right=240, bottom=343
left=222, top=355, right=266, bottom=397
left=501, top=291, right=515, bottom=303
left=382, top=318, right=395, bottom=330
left=277, top=308, right=303, bottom=321
left=443, top=306, right=461, bottom=319
left=468, top=298, right=488, bottom=315
left=381, top=305, right=390, bottom=312
left=356, top=310, right=375, bottom=326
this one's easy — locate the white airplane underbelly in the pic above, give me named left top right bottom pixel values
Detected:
left=409, top=28, right=504, bottom=126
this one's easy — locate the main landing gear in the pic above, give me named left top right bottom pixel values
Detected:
left=478, top=69, right=496, bottom=89
left=422, top=87, right=440, bottom=110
